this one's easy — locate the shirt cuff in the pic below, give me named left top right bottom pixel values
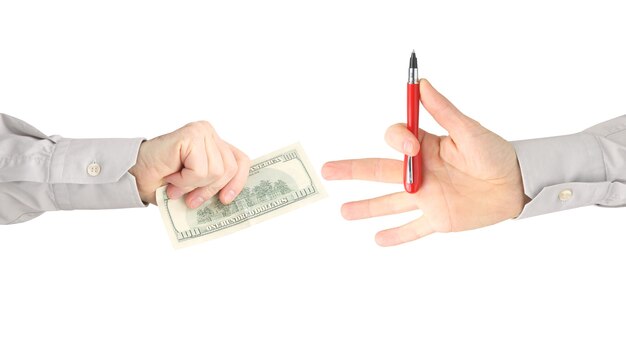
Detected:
left=49, top=137, right=146, bottom=210
left=512, top=133, right=608, bottom=218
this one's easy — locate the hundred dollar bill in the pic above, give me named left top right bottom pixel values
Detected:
left=156, top=143, right=326, bottom=248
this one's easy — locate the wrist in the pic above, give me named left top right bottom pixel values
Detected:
left=510, top=161, right=530, bottom=218
left=129, top=141, right=156, bottom=204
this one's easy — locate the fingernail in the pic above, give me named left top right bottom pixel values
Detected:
left=403, top=141, right=414, bottom=155
left=224, top=190, right=236, bottom=204
left=189, top=197, right=204, bottom=208
left=168, top=188, right=184, bottom=199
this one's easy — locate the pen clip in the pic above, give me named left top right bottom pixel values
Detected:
left=406, top=156, right=413, bottom=184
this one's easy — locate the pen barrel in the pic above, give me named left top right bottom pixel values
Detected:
left=407, top=83, right=420, bottom=134
left=404, top=82, right=422, bottom=193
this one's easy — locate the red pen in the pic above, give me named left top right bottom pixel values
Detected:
left=403, top=50, right=421, bottom=193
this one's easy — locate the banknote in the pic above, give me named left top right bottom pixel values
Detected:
left=156, top=143, right=326, bottom=248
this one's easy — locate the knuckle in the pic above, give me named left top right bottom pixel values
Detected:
left=207, top=162, right=225, bottom=179
left=226, top=164, right=238, bottom=180
left=373, top=159, right=384, bottom=180
left=381, top=197, right=392, bottom=213
left=366, top=200, right=375, bottom=218
left=184, top=121, right=214, bottom=136
left=200, top=186, right=217, bottom=199
left=191, top=120, right=213, bottom=129
left=198, top=169, right=210, bottom=180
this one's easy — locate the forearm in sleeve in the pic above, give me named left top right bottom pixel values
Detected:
left=0, top=113, right=145, bottom=225
left=512, top=115, right=626, bottom=218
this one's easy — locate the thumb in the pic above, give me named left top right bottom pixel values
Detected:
left=420, top=78, right=479, bottom=138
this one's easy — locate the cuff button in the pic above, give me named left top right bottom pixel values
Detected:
left=558, top=189, right=573, bottom=201
left=87, top=162, right=101, bottom=176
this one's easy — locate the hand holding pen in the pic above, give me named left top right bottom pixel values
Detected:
left=322, top=79, right=526, bottom=246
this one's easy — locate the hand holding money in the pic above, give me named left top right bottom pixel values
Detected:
left=129, top=121, right=250, bottom=207
left=157, top=144, right=326, bottom=248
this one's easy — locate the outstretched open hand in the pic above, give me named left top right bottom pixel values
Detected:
left=322, top=79, right=527, bottom=246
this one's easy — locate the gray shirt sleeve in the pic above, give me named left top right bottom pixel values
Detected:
left=0, top=113, right=146, bottom=225
left=512, top=114, right=626, bottom=218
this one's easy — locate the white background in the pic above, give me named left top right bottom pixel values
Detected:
left=1, top=1, right=626, bottom=351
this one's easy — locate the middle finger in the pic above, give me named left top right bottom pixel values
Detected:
left=321, top=158, right=403, bottom=183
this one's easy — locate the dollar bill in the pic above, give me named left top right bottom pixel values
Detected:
left=156, top=143, right=327, bottom=248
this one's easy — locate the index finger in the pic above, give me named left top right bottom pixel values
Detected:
left=218, top=143, right=251, bottom=205
left=321, top=158, right=403, bottom=183
left=384, top=123, right=425, bottom=156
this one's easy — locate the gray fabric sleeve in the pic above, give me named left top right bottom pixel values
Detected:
left=512, top=115, right=626, bottom=218
left=0, top=113, right=146, bottom=225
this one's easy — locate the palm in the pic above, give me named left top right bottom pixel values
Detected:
left=415, top=129, right=522, bottom=233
